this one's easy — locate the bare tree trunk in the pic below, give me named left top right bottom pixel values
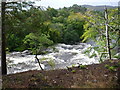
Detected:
left=1, top=2, right=7, bottom=75
left=35, top=54, right=44, bottom=71
left=105, top=7, right=111, bottom=60
left=35, top=44, right=44, bottom=71
left=118, top=2, right=120, bottom=57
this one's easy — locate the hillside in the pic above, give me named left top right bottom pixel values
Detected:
left=81, top=5, right=117, bottom=11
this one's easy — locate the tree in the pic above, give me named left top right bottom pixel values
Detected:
left=105, top=7, right=111, bottom=59
left=81, top=8, right=119, bottom=60
left=1, top=2, right=7, bottom=75
left=62, top=13, right=85, bottom=44
left=1, top=1, right=35, bottom=75
left=23, top=33, right=53, bottom=54
left=46, top=7, right=58, bottom=19
left=69, top=4, right=87, bottom=13
left=5, top=2, right=35, bottom=51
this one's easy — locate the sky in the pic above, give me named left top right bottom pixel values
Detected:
left=34, top=0, right=120, bottom=9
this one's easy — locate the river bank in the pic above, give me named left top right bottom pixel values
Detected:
left=2, top=59, right=120, bottom=88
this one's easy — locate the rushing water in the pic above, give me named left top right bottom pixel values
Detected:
left=6, top=43, right=100, bottom=74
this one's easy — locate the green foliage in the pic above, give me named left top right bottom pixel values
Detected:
left=81, top=9, right=119, bottom=59
left=23, top=33, right=53, bottom=54
left=48, top=58, right=55, bottom=69
left=39, top=57, right=56, bottom=70
left=81, top=27, right=98, bottom=42
left=66, top=13, right=85, bottom=37
left=40, top=57, right=49, bottom=61
left=79, top=65, right=87, bottom=69
left=113, top=53, right=120, bottom=59
left=63, top=30, right=79, bottom=44
left=5, top=2, right=86, bottom=52
left=105, top=64, right=118, bottom=71
left=83, top=46, right=98, bottom=59
left=108, top=66, right=117, bottom=71
left=118, top=62, right=120, bottom=66
left=71, top=70, right=76, bottom=73
left=46, top=7, right=58, bottom=18
left=89, top=53, right=97, bottom=58
left=5, top=2, right=49, bottom=52
left=6, top=2, right=118, bottom=62
left=105, top=64, right=110, bottom=68
left=72, top=64, right=76, bottom=67
left=68, top=4, right=87, bottom=13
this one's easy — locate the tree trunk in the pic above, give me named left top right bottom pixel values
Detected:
left=35, top=54, right=44, bottom=71
left=105, top=7, right=111, bottom=60
left=118, top=2, right=120, bottom=57
left=1, top=2, right=7, bottom=75
left=35, top=45, right=44, bottom=71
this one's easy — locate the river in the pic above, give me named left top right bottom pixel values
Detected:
left=6, top=43, right=100, bottom=74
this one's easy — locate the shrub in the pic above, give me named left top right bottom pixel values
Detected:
left=105, top=64, right=117, bottom=71
left=108, top=66, right=116, bottom=71
left=48, top=58, right=55, bottom=69
left=71, top=70, right=76, bottom=73
left=80, top=65, right=87, bottom=69
left=105, top=64, right=110, bottom=69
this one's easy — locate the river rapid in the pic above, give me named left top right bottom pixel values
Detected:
left=6, top=43, right=100, bottom=74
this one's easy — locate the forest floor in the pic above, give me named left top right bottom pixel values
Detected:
left=2, top=59, right=120, bottom=89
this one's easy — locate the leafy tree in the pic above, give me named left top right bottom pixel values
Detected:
left=62, top=13, right=85, bottom=44
left=48, top=23, right=63, bottom=43
left=46, top=7, right=58, bottom=19
left=23, top=33, right=53, bottom=54
left=81, top=8, right=119, bottom=59
left=69, top=4, right=87, bottom=13
left=57, top=7, right=70, bottom=17
left=63, top=30, right=79, bottom=44
left=5, top=2, right=50, bottom=52
left=5, top=2, right=34, bottom=51
left=66, top=13, right=85, bottom=37
left=5, top=2, right=86, bottom=53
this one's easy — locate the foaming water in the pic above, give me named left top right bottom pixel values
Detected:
left=6, top=43, right=99, bottom=74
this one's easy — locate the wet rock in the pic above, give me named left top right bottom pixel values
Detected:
left=54, top=52, right=73, bottom=62
left=58, top=44, right=73, bottom=49
left=46, top=48, right=53, bottom=53
left=22, top=50, right=32, bottom=55
left=9, top=52, right=22, bottom=57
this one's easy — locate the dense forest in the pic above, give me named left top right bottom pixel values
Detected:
left=5, top=2, right=119, bottom=59
left=5, top=2, right=86, bottom=53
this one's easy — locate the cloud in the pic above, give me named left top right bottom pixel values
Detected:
left=35, top=0, right=119, bottom=9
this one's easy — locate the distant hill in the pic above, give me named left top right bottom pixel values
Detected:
left=81, top=5, right=117, bottom=11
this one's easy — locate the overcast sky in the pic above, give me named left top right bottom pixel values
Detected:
left=35, top=0, right=120, bottom=9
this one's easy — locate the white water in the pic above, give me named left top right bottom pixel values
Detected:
left=6, top=43, right=100, bottom=74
